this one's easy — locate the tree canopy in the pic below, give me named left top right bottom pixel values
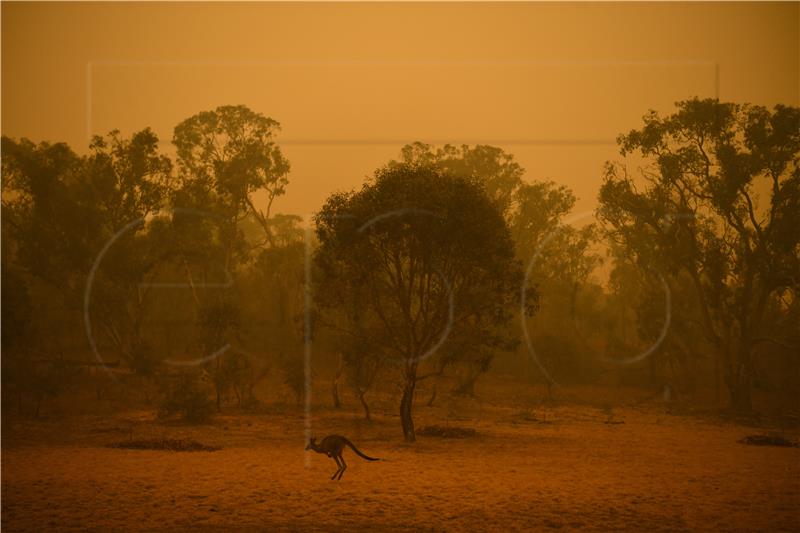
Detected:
left=599, top=98, right=800, bottom=410
left=314, top=162, right=532, bottom=440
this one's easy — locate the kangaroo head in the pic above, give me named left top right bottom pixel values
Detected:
left=305, top=437, right=316, bottom=451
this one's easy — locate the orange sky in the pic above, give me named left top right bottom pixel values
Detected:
left=3, top=2, right=798, bottom=218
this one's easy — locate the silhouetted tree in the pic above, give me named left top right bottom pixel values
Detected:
left=2, top=130, right=173, bottom=375
left=393, top=143, right=540, bottom=393
left=392, top=142, right=525, bottom=216
left=395, top=144, right=600, bottom=392
left=173, top=104, right=290, bottom=248
left=171, top=105, right=291, bottom=406
left=315, top=163, right=533, bottom=441
left=512, top=180, right=601, bottom=395
left=599, top=98, right=800, bottom=411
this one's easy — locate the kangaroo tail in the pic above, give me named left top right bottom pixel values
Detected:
left=344, top=438, right=379, bottom=461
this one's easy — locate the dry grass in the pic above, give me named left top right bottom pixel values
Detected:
left=2, top=380, right=799, bottom=531
left=416, top=425, right=477, bottom=439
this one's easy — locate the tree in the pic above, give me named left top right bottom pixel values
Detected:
left=392, top=142, right=525, bottom=217
left=173, top=104, right=290, bottom=248
left=246, top=215, right=305, bottom=402
left=198, top=298, right=241, bottom=410
left=606, top=246, right=707, bottom=394
left=511, top=180, right=602, bottom=395
left=2, top=130, right=173, bottom=375
left=392, top=143, right=535, bottom=394
left=171, top=105, right=291, bottom=406
left=0, top=258, right=37, bottom=413
left=599, top=98, right=800, bottom=411
left=315, top=163, right=531, bottom=441
left=334, top=284, right=387, bottom=420
left=394, top=144, right=600, bottom=393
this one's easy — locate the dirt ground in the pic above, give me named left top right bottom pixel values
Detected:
left=2, top=382, right=799, bottom=531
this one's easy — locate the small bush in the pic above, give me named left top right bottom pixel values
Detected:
left=280, top=352, right=304, bottom=405
left=239, top=395, right=264, bottom=413
left=739, top=434, right=798, bottom=448
left=158, top=374, right=214, bottom=423
left=108, top=438, right=220, bottom=452
left=417, top=425, right=477, bottom=439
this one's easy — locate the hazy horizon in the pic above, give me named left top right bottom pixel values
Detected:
left=3, top=2, right=798, bottom=217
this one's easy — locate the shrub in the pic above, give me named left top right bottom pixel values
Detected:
left=158, top=373, right=214, bottom=423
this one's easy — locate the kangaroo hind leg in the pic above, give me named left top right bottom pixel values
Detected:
left=331, top=455, right=343, bottom=480
left=336, top=454, right=347, bottom=480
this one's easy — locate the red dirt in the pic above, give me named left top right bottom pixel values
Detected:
left=2, top=386, right=798, bottom=531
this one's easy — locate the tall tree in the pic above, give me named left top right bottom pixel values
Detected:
left=512, top=180, right=601, bottom=393
left=173, top=104, right=290, bottom=248
left=171, top=105, right=291, bottom=408
left=2, top=130, right=173, bottom=373
left=599, top=98, right=800, bottom=410
left=392, top=142, right=525, bottom=216
left=393, top=143, right=600, bottom=392
left=315, top=163, right=532, bottom=441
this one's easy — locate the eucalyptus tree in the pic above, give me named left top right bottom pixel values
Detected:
left=315, top=163, right=532, bottom=441
left=2, top=130, right=173, bottom=375
left=392, top=142, right=525, bottom=216
left=171, top=105, right=291, bottom=407
left=599, top=98, right=799, bottom=410
left=393, top=143, right=600, bottom=391
left=172, top=104, right=290, bottom=250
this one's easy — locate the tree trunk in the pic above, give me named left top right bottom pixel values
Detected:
left=714, top=349, right=721, bottom=405
left=214, top=356, right=223, bottom=412
left=648, top=351, right=657, bottom=386
left=332, top=353, right=343, bottom=408
left=454, top=367, right=479, bottom=397
left=426, top=384, right=438, bottom=407
left=728, top=381, right=752, bottom=412
left=454, top=379, right=475, bottom=396
left=143, top=376, right=152, bottom=404
left=400, top=378, right=416, bottom=442
left=332, top=381, right=341, bottom=409
left=358, top=390, right=371, bottom=421
left=727, top=370, right=753, bottom=411
left=726, top=344, right=753, bottom=412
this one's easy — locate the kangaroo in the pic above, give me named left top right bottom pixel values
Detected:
left=305, top=435, right=379, bottom=480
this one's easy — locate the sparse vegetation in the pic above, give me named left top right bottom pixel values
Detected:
left=158, top=373, right=215, bottom=423
left=739, top=434, right=798, bottom=448
left=1, top=38, right=797, bottom=529
left=108, top=438, right=221, bottom=452
left=417, top=425, right=478, bottom=438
